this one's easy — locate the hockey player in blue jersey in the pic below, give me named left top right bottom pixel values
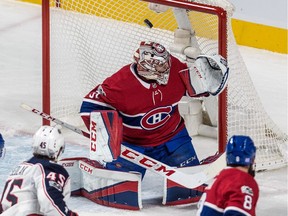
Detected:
left=0, top=125, right=78, bottom=215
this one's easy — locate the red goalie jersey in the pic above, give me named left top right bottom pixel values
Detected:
left=197, top=167, right=259, bottom=216
left=80, top=56, right=190, bottom=147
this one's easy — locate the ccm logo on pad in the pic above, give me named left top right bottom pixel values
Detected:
left=79, top=162, right=93, bottom=174
left=121, top=148, right=175, bottom=176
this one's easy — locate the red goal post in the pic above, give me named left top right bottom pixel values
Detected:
left=42, top=0, right=287, bottom=171
left=141, top=0, right=229, bottom=153
left=42, top=0, right=228, bottom=149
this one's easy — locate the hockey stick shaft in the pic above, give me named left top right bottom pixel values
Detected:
left=21, top=103, right=225, bottom=188
left=20, top=104, right=90, bottom=138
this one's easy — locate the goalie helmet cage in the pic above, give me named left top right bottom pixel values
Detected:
left=42, top=0, right=287, bottom=171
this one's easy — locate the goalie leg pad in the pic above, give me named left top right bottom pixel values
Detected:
left=163, top=178, right=207, bottom=205
left=60, top=157, right=142, bottom=210
left=78, top=180, right=141, bottom=210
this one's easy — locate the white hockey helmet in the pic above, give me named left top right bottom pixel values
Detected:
left=32, top=125, right=65, bottom=161
left=134, top=41, right=171, bottom=85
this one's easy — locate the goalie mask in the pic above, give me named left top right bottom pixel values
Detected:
left=134, top=41, right=171, bottom=85
left=32, top=125, right=65, bottom=161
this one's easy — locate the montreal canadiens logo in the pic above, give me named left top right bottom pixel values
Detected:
left=140, top=106, right=172, bottom=130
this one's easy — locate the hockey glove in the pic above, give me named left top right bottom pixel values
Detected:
left=179, top=54, right=229, bottom=97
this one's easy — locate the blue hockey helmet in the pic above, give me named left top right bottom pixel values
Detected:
left=226, top=135, right=256, bottom=166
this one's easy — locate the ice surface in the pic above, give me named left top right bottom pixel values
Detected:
left=0, top=0, right=287, bottom=215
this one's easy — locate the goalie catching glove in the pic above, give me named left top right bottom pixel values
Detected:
left=179, top=54, right=229, bottom=97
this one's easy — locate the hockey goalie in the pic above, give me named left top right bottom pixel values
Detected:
left=59, top=40, right=229, bottom=210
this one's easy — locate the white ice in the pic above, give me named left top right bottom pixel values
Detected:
left=0, top=0, right=287, bottom=215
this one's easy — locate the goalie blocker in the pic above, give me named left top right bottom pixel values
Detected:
left=90, top=110, right=122, bottom=164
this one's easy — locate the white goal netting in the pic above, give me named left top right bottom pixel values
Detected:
left=46, top=0, right=287, bottom=170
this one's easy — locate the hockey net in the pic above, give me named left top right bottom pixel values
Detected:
left=43, top=0, right=287, bottom=171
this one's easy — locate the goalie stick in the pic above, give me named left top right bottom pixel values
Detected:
left=20, top=103, right=226, bottom=189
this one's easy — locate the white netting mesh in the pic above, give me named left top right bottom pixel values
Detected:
left=48, top=0, right=287, bottom=170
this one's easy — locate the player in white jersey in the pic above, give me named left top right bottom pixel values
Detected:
left=0, top=126, right=78, bottom=216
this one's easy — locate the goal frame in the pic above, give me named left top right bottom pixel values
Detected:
left=41, top=0, right=228, bottom=152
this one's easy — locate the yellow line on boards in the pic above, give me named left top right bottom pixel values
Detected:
left=232, top=19, right=287, bottom=54
left=20, top=0, right=41, bottom=4
left=19, top=0, right=287, bottom=54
